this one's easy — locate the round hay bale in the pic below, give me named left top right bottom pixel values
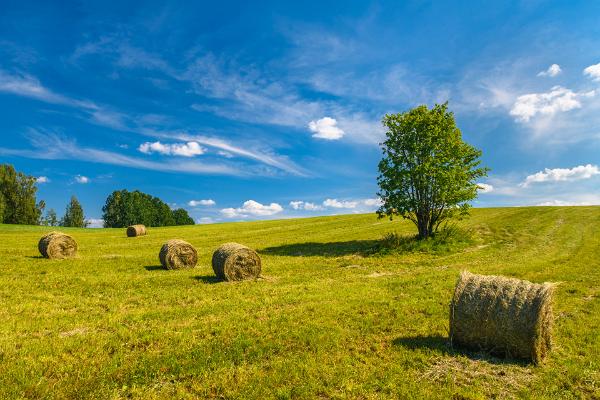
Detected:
left=38, top=231, right=78, bottom=259
left=450, top=271, right=554, bottom=364
left=159, top=239, right=197, bottom=270
left=212, top=242, right=261, bottom=281
left=126, top=224, right=147, bottom=237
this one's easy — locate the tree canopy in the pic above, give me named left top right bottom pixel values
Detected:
left=0, top=164, right=44, bottom=225
left=377, top=103, right=488, bottom=239
left=102, top=189, right=194, bottom=227
left=61, top=196, right=87, bottom=227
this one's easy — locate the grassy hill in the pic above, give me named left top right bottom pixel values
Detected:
left=0, top=207, right=598, bottom=399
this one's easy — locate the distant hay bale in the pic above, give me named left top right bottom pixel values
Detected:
left=159, top=239, right=197, bottom=270
left=38, top=231, right=77, bottom=259
left=126, top=224, right=147, bottom=237
left=212, top=242, right=261, bottom=281
left=450, top=271, right=554, bottom=364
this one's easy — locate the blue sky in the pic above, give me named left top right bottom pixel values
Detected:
left=1, top=0, right=600, bottom=226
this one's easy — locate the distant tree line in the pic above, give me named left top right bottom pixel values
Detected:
left=102, top=189, right=194, bottom=227
left=1, top=164, right=194, bottom=228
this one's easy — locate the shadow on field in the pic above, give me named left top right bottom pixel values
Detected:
left=259, top=240, right=379, bottom=257
left=192, top=275, right=222, bottom=284
left=26, top=255, right=45, bottom=259
left=144, top=265, right=166, bottom=271
left=393, top=335, right=528, bottom=366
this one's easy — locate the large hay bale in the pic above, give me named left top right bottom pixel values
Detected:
left=450, top=271, right=554, bottom=364
left=126, top=224, right=147, bottom=237
left=159, top=239, right=197, bottom=270
left=212, top=242, right=261, bottom=281
left=38, top=231, right=78, bottom=259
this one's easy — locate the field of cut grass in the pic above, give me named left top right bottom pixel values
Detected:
left=0, top=207, right=599, bottom=399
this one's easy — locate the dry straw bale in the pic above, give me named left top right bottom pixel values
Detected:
left=159, top=239, right=197, bottom=270
left=450, top=271, right=554, bottom=364
left=126, top=224, right=147, bottom=237
left=38, top=231, right=78, bottom=259
left=212, top=242, right=261, bottom=281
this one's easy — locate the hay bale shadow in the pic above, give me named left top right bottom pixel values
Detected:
left=144, top=265, right=166, bottom=271
left=259, top=240, right=379, bottom=257
left=26, top=256, right=45, bottom=259
left=392, top=335, right=529, bottom=366
left=192, top=275, right=222, bottom=284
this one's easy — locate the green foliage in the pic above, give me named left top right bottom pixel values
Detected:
left=61, top=196, right=88, bottom=228
left=102, top=189, right=194, bottom=227
left=0, top=164, right=44, bottom=225
left=377, top=224, right=475, bottom=255
left=377, top=103, right=488, bottom=239
left=172, top=208, right=195, bottom=225
left=41, top=208, right=59, bottom=226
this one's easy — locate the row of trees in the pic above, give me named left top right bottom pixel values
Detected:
left=102, top=189, right=194, bottom=227
left=1, top=164, right=195, bottom=228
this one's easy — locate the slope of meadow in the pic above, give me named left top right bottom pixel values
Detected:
left=0, top=207, right=598, bottom=399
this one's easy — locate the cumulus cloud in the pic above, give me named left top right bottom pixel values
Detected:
left=583, top=62, right=600, bottom=82
left=520, top=164, right=599, bottom=187
left=220, top=200, right=283, bottom=218
left=477, top=183, right=494, bottom=193
left=36, top=176, right=49, bottom=183
left=362, top=198, right=383, bottom=207
left=75, top=175, right=89, bottom=184
left=510, top=86, right=595, bottom=122
left=308, top=117, right=345, bottom=140
left=537, top=64, right=562, bottom=77
left=188, top=199, right=216, bottom=207
left=289, top=201, right=323, bottom=211
left=138, top=141, right=206, bottom=157
left=323, top=198, right=358, bottom=209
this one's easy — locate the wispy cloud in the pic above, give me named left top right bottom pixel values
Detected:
left=36, top=176, right=49, bottom=184
left=583, top=62, right=600, bottom=82
left=75, top=175, right=89, bottom=184
left=477, top=183, right=494, bottom=193
left=0, top=130, right=243, bottom=176
left=289, top=201, right=323, bottom=211
left=510, top=86, right=595, bottom=123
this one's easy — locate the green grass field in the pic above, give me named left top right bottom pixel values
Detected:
left=0, top=207, right=598, bottom=399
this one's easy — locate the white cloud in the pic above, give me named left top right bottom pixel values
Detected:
left=323, top=198, right=358, bottom=209
left=197, top=217, right=215, bottom=224
left=36, top=176, right=49, bottom=183
left=138, top=141, right=206, bottom=157
left=86, top=218, right=104, bottom=228
left=536, top=200, right=593, bottom=206
left=583, top=62, right=600, bottom=82
left=510, top=86, right=595, bottom=122
left=220, top=200, right=283, bottom=218
left=521, top=164, right=600, bottom=187
left=362, top=198, right=383, bottom=207
left=289, top=201, right=323, bottom=211
left=188, top=199, right=216, bottom=207
left=308, top=117, right=345, bottom=140
left=537, top=64, right=562, bottom=77
left=477, top=183, right=494, bottom=193
left=75, top=175, right=89, bottom=184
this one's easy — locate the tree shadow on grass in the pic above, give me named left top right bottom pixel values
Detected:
left=192, top=275, right=222, bottom=284
left=392, top=335, right=529, bottom=366
left=26, top=256, right=45, bottom=259
left=144, top=265, right=166, bottom=271
left=259, top=240, right=380, bottom=257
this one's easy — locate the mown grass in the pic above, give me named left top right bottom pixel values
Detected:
left=0, top=207, right=598, bottom=399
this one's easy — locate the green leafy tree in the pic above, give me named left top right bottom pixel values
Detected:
left=0, top=164, right=44, bottom=225
left=102, top=189, right=191, bottom=227
left=42, top=208, right=59, bottom=226
left=61, top=196, right=88, bottom=227
left=377, top=103, right=488, bottom=239
left=172, top=208, right=195, bottom=225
